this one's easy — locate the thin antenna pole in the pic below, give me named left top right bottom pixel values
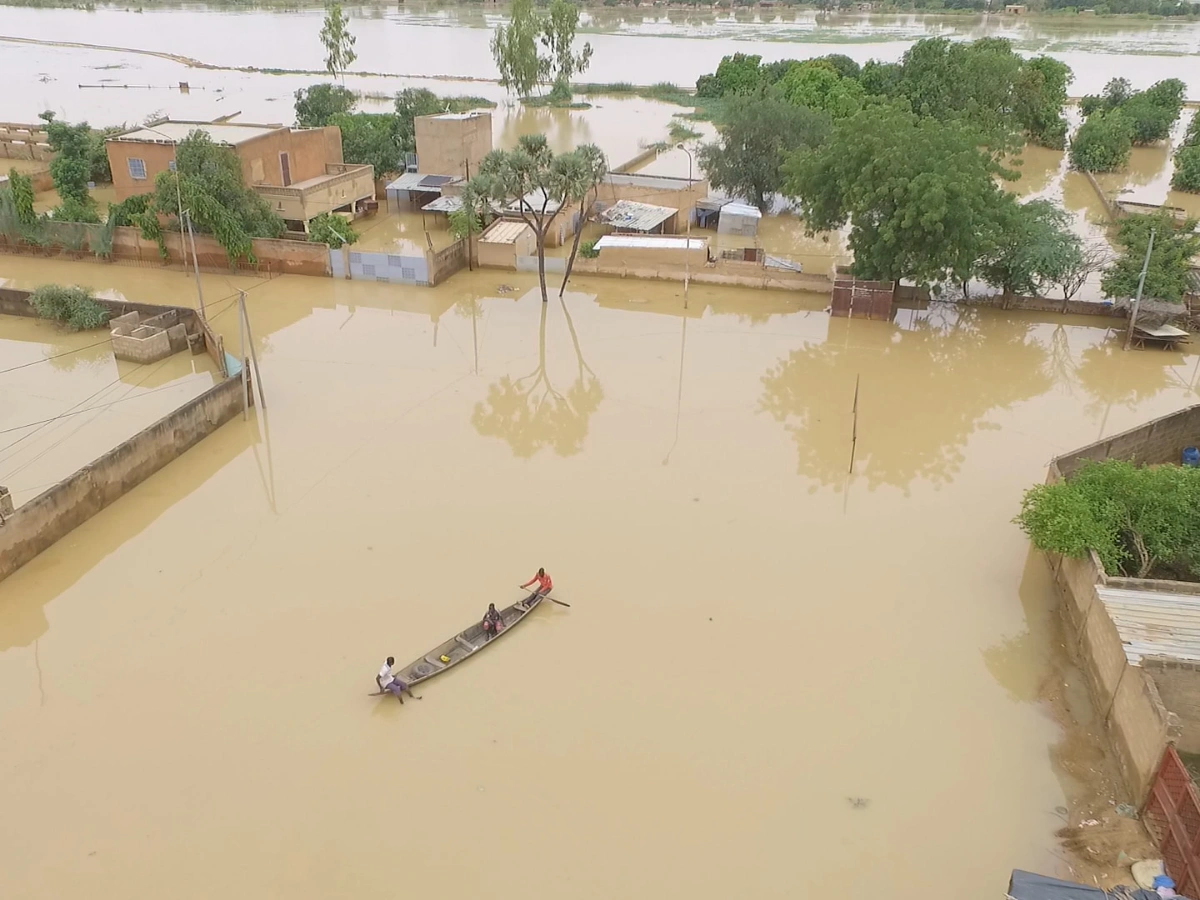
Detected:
left=183, top=210, right=206, bottom=320
left=239, top=293, right=248, bottom=420
left=1123, top=227, right=1156, bottom=351
left=240, top=291, right=266, bottom=409
left=848, top=374, right=860, bottom=475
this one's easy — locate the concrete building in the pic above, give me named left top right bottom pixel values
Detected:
left=105, top=119, right=375, bottom=232
left=476, top=219, right=535, bottom=269
left=413, top=111, right=493, bottom=181
left=717, top=202, right=763, bottom=237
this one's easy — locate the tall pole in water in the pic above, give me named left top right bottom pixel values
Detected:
left=184, top=210, right=206, bottom=320
left=240, top=290, right=266, bottom=409
left=677, top=142, right=694, bottom=310
left=1123, top=227, right=1156, bottom=351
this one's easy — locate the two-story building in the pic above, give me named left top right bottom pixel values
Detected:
left=105, top=119, right=375, bottom=233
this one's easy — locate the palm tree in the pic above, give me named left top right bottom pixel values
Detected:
left=557, top=144, right=607, bottom=297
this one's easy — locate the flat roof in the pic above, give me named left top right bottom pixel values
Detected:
left=421, top=195, right=463, bottom=213
left=111, top=121, right=284, bottom=146
left=595, top=235, right=706, bottom=251
left=720, top=202, right=763, bottom=219
left=386, top=172, right=460, bottom=193
left=599, top=199, right=677, bottom=233
left=427, top=111, right=489, bottom=121
left=605, top=172, right=701, bottom=192
left=481, top=220, right=532, bottom=244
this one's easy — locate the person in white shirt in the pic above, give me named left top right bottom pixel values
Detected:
left=376, top=656, right=421, bottom=703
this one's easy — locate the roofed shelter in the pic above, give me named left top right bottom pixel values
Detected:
left=594, top=234, right=708, bottom=269
left=476, top=219, right=535, bottom=269
left=106, top=118, right=375, bottom=232
left=599, top=199, right=678, bottom=235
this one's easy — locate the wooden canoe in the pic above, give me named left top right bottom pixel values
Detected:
left=370, top=593, right=545, bottom=695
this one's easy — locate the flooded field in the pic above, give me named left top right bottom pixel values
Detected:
left=0, top=311, right=218, bottom=506
left=2, top=253, right=1199, bottom=897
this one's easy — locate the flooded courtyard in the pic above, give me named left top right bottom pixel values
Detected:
left=2, top=253, right=1200, bottom=896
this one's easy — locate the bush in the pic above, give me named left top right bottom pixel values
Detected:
left=1016, top=459, right=1200, bottom=580
left=49, top=195, right=101, bottom=224
left=580, top=239, right=599, bottom=259
left=1173, top=145, right=1200, bottom=193
left=1069, top=109, right=1133, bottom=172
left=307, top=212, right=358, bottom=249
left=28, top=284, right=111, bottom=331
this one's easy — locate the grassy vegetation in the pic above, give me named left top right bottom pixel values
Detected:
left=574, top=80, right=731, bottom=122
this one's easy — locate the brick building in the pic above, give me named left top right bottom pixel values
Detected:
left=105, top=119, right=375, bottom=232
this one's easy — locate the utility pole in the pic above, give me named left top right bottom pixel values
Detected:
left=677, top=142, right=694, bottom=310
left=1123, top=227, right=1156, bottom=351
left=183, top=210, right=206, bottom=320
left=239, top=290, right=266, bottom=410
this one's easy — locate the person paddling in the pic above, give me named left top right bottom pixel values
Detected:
left=376, top=656, right=421, bottom=703
left=517, top=568, right=552, bottom=609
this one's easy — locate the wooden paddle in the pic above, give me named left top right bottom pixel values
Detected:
left=517, top=586, right=570, bottom=608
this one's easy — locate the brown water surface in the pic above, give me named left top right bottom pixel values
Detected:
left=2, top=254, right=1200, bottom=897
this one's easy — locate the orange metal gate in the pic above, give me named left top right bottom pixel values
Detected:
left=1142, top=746, right=1200, bottom=896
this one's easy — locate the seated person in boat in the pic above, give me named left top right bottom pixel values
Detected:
left=376, top=656, right=421, bottom=703
left=518, top=568, right=553, bottom=608
left=482, top=603, right=504, bottom=639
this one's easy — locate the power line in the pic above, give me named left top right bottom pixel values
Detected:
left=0, top=336, right=116, bottom=376
left=0, top=378, right=206, bottom=438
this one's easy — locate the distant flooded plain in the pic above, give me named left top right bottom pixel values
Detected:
left=2, top=253, right=1200, bottom=897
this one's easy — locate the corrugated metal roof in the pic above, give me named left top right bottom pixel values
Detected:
left=502, top=189, right=563, bottom=215
left=421, top=195, right=463, bottom=213
left=480, top=220, right=532, bottom=244
left=720, top=202, right=763, bottom=220
left=1097, top=586, right=1200, bottom=664
left=599, top=199, right=677, bottom=233
left=386, top=172, right=428, bottom=192
left=595, top=235, right=706, bottom=251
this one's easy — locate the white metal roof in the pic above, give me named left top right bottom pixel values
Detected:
left=421, top=195, right=463, bottom=213
left=430, top=111, right=488, bottom=121
left=595, top=235, right=706, bottom=251
left=605, top=172, right=700, bottom=191
left=480, top=220, right=532, bottom=244
left=502, top=188, right=563, bottom=215
left=720, top=202, right=763, bottom=220
left=1097, top=585, right=1200, bottom=665
left=113, top=121, right=282, bottom=146
left=599, top=199, right=677, bottom=233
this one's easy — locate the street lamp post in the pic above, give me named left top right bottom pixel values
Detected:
left=676, top=142, right=694, bottom=310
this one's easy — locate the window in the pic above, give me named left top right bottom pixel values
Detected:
left=168, top=160, right=176, bottom=173
left=127, top=158, right=147, bottom=180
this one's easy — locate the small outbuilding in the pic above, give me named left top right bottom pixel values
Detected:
left=477, top=219, right=536, bottom=269
left=593, top=234, right=708, bottom=269
left=716, top=202, right=762, bottom=237
left=599, top=199, right=678, bottom=235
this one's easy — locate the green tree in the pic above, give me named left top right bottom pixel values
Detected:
left=709, top=52, right=764, bottom=97
left=859, top=60, right=901, bottom=97
left=1069, top=109, right=1133, bottom=172
left=1013, top=56, right=1073, bottom=149
left=331, top=112, right=403, bottom=175
left=308, top=211, right=357, bottom=248
left=5, top=168, right=36, bottom=226
left=50, top=196, right=101, bottom=224
left=448, top=184, right=487, bottom=270
left=394, top=88, right=446, bottom=149
left=785, top=104, right=1010, bottom=285
left=776, top=63, right=867, bottom=118
left=555, top=143, right=607, bottom=295
left=1120, top=79, right=1186, bottom=144
left=1016, top=459, right=1200, bottom=580
left=1173, top=144, right=1200, bottom=193
left=1100, top=210, right=1200, bottom=304
left=294, top=83, right=357, bottom=127
left=492, top=0, right=546, bottom=97
left=319, top=2, right=357, bottom=82
left=698, top=97, right=830, bottom=212
left=470, top=134, right=567, bottom=302
left=39, top=111, right=99, bottom=211
left=152, top=130, right=285, bottom=264
left=978, top=198, right=1083, bottom=299
left=541, top=0, right=592, bottom=98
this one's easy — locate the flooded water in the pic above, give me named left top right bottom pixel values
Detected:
left=2, top=252, right=1200, bottom=897
left=0, top=310, right=218, bottom=506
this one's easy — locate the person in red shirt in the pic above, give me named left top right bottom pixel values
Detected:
left=518, top=568, right=552, bottom=609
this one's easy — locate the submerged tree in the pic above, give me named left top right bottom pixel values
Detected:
left=492, top=0, right=545, bottom=98
left=1100, top=211, right=1200, bottom=304
left=319, top=1, right=357, bottom=82
left=556, top=143, right=606, bottom=295
left=541, top=0, right=592, bottom=100
left=978, top=199, right=1083, bottom=301
left=294, top=83, right=357, bottom=127
left=698, top=97, right=829, bottom=211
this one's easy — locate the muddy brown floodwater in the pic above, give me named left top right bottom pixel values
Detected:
left=2, top=254, right=1199, bottom=897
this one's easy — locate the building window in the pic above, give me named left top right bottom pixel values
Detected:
left=128, top=158, right=148, bottom=180
left=168, top=160, right=176, bottom=173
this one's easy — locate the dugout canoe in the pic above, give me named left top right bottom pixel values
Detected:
left=370, top=593, right=545, bottom=694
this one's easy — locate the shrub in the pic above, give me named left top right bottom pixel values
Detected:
left=28, top=283, right=111, bottom=331
left=580, top=239, right=599, bottom=259
left=1069, top=109, right=1133, bottom=172
left=307, top=212, right=358, bottom=249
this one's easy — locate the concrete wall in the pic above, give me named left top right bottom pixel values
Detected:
left=0, top=224, right=332, bottom=277
left=595, top=241, right=709, bottom=269
left=0, top=373, right=248, bottom=585
left=1052, top=549, right=1178, bottom=801
left=108, top=139, right=177, bottom=201
left=0, top=122, right=51, bottom=161
left=332, top=246, right=430, bottom=285
left=427, top=239, right=467, bottom=286
left=414, top=113, right=492, bottom=180
left=1054, top=405, right=1200, bottom=478
left=1144, top=659, right=1200, bottom=754
left=568, top=257, right=835, bottom=294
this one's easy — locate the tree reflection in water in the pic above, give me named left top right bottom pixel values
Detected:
left=760, top=305, right=1052, bottom=492
left=472, top=294, right=603, bottom=458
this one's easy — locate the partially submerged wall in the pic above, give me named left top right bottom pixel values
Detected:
left=0, top=373, right=248, bottom=584
left=568, top=257, right=835, bottom=294
left=1051, top=549, right=1178, bottom=801
left=1054, top=404, right=1200, bottom=478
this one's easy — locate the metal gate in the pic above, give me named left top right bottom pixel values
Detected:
left=1143, top=746, right=1200, bottom=896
